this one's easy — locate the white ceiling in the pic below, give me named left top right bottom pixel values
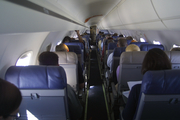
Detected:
left=30, top=0, right=121, bottom=26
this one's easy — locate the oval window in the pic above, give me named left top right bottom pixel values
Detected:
left=16, top=51, right=33, bottom=66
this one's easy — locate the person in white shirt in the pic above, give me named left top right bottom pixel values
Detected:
left=107, top=37, right=127, bottom=72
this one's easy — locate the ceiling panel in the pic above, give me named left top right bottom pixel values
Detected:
left=117, top=0, right=159, bottom=24
left=152, top=0, right=180, bottom=19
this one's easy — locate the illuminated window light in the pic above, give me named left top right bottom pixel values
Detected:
left=16, top=51, right=33, bottom=66
left=153, top=40, right=161, bottom=45
left=140, top=38, right=146, bottom=42
left=26, top=110, right=39, bottom=120
left=57, top=41, right=61, bottom=45
left=173, top=44, right=180, bottom=48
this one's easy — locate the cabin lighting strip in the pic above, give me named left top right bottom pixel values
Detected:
left=6, top=0, right=87, bottom=28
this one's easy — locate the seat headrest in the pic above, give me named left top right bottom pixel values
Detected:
left=65, top=42, right=84, bottom=49
left=127, top=40, right=132, bottom=45
left=140, top=44, right=164, bottom=51
left=108, top=43, right=117, bottom=50
left=141, top=69, right=180, bottom=94
left=5, top=66, right=67, bottom=89
left=113, top=47, right=126, bottom=57
left=120, top=51, right=147, bottom=64
left=55, top=52, right=78, bottom=64
left=66, top=45, right=82, bottom=54
left=130, top=42, right=148, bottom=47
left=165, top=51, right=180, bottom=64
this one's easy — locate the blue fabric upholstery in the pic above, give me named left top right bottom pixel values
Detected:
left=140, top=44, right=164, bottom=51
left=126, top=40, right=132, bottom=45
left=65, top=42, right=84, bottom=50
left=5, top=66, right=67, bottom=89
left=130, top=42, right=148, bottom=47
left=66, top=45, right=82, bottom=54
left=113, top=47, right=126, bottom=57
left=108, top=43, right=117, bottom=50
left=141, top=69, right=180, bottom=94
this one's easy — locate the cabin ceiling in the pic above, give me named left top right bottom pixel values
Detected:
left=30, top=0, right=121, bottom=26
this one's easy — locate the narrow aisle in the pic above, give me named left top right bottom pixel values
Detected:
left=86, top=46, right=109, bottom=120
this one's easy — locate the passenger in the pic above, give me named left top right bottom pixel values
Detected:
left=38, top=51, right=83, bottom=120
left=62, top=36, right=72, bottom=43
left=101, top=37, right=114, bottom=61
left=122, top=48, right=172, bottom=120
left=125, top=44, right=140, bottom=52
left=0, top=78, right=22, bottom=120
left=170, top=47, right=180, bottom=51
left=107, top=37, right=127, bottom=72
left=56, top=43, right=85, bottom=90
left=119, top=34, right=124, bottom=37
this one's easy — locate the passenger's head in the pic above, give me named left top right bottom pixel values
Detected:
left=170, top=47, right=180, bottom=51
left=0, top=78, right=22, bottom=120
left=126, top=36, right=133, bottom=40
left=62, top=36, right=71, bottom=43
left=125, top=44, right=140, bottom=52
left=56, top=43, right=69, bottom=52
left=119, top=34, right=124, bottom=37
left=117, top=38, right=127, bottom=47
left=141, top=48, right=171, bottom=75
left=39, top=51, right=58, bottom=66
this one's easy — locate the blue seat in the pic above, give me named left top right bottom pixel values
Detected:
left=108, top=42, right=117, bottom=50
left=130, top=42, right=148, bottom=47
left=65, top=42, right=84, bottom=50
left=134, top=69, right=180, bottom=120
left=126, top=40, right=132, bottom=45
left=5, top=66, right=69, bottom=120
left=140, top=44, right=164, bottom=51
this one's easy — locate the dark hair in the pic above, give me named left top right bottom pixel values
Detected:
left=126, top=36, right=133, bottom=40
left=0, top=78, right=22, bottom=118
left=141, top=48, right=171, bottom=74
left=62, top=36, right=71, bottom=43
left=117, top=38, right=127, bottom=47
left=39, top=51, right=58, bottom=65
left=119, top=34, right=124, bottom=37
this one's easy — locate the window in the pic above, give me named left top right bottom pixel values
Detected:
left=16, top=51, right=33, bottom=66
left=140, top=38, right=146, bottom=42
left=173, top=44, right=180, bottom=48
left=153, top=40, right=161, bottom=45
left=57, top=41, right=61, bottom=45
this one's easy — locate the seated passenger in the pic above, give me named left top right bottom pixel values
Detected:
left=101, top=37, right=114, bottom=61
left=107, top=37, right=127, bottom=72
left=0, top=78, right=22, bottom=120
left=38, top=51, right=83, bottom=120
left=122, top=48, right=172, bottom=120
left=56, top=43, right=85, bottom=90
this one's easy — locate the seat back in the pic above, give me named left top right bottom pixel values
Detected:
left=140, top=44, right=164, bottom=51
left=118, top=51, right=147, bottom=92
left=165, top=51, right=180, bottom=69
left=130, top=42, right=148, bottom=47
left=107, top=42, right=117, bottom=58
left=55, top=52, right=78, bottom=92
left=5, top=66, right=69, bottom=120
left=111, top=47, right=126, bottom=84
left=135, top=70, right=180, bottom=120
left=66, top=45, right=83, bottom=67
left=65, top=42, right=84, bottom=66
left=126, top=40, right=132, bottom=45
